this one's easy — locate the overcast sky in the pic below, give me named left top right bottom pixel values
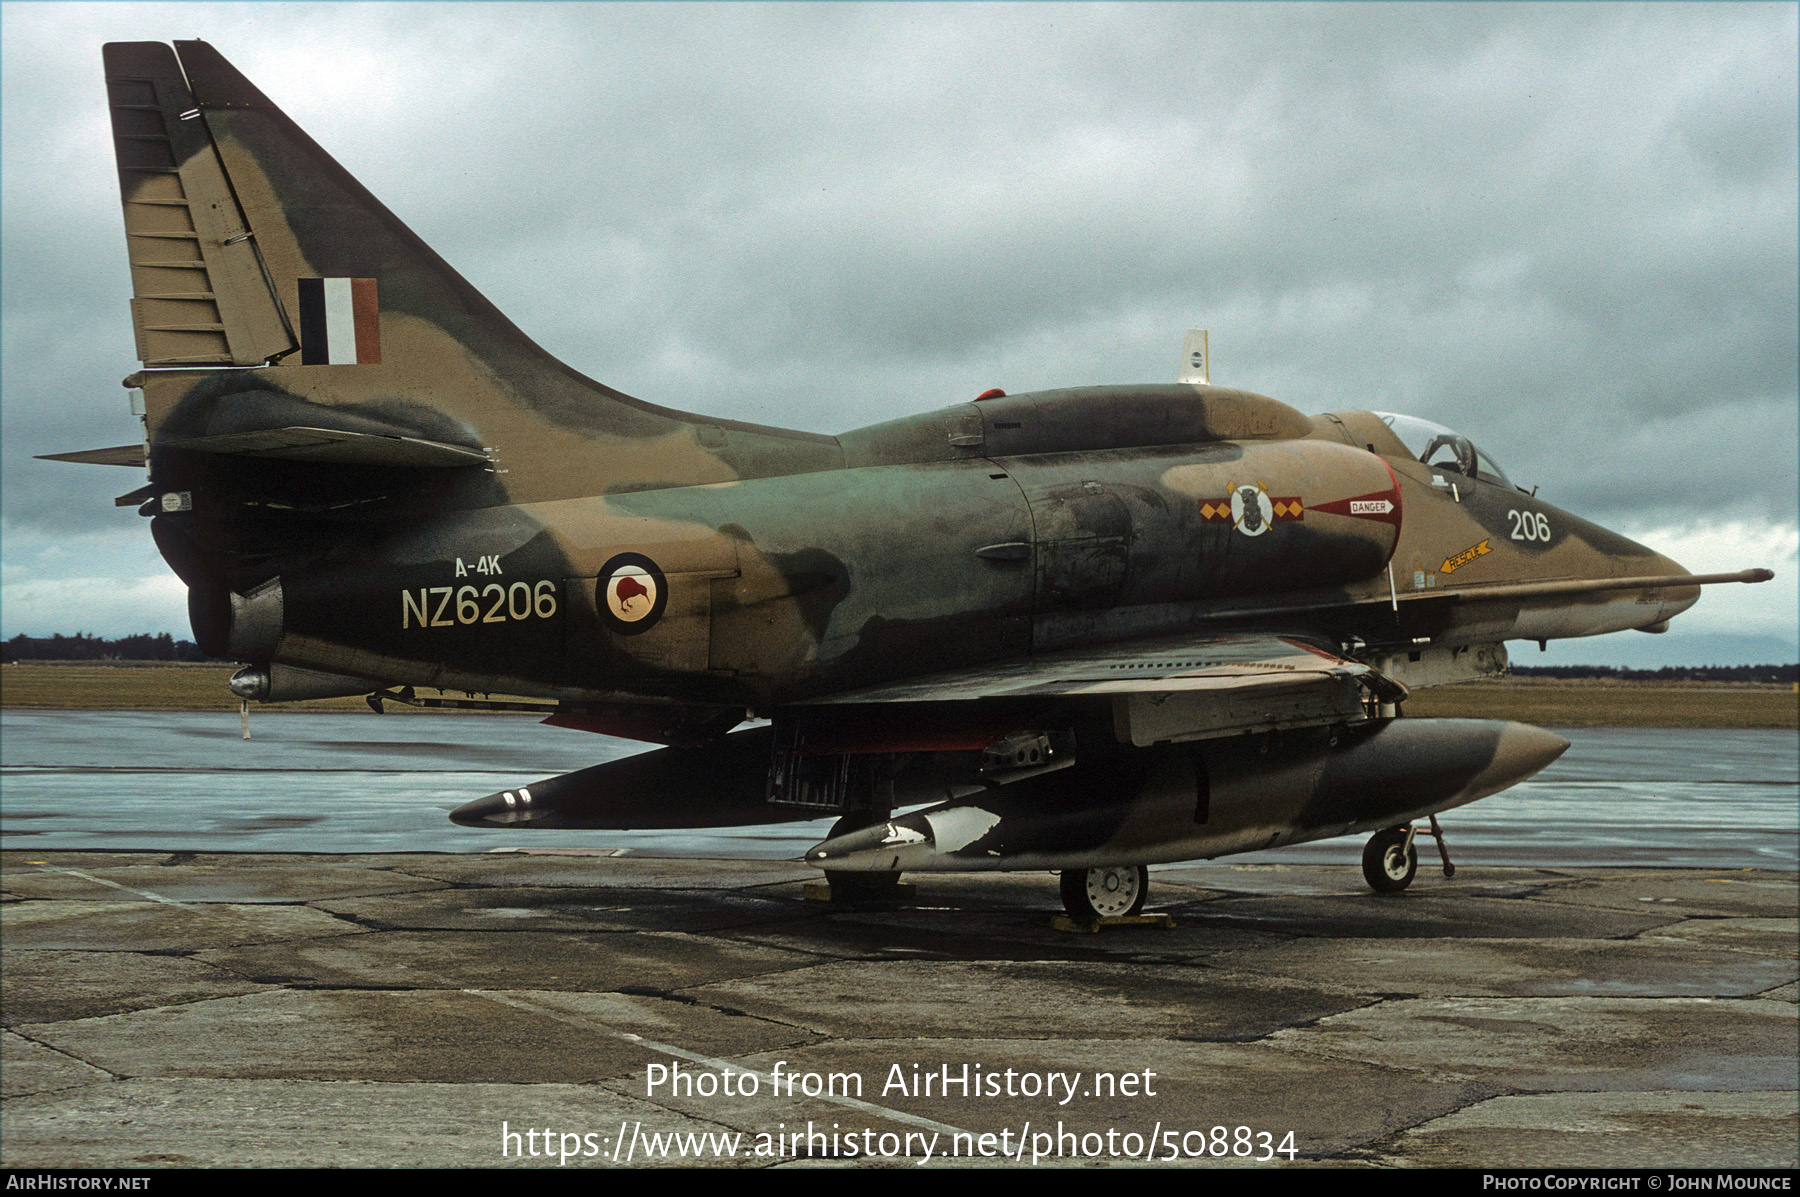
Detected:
left=2, top=2, right=1794, bottom=663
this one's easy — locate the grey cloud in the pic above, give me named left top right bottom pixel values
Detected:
left=2, top=2, right=1794, bottom=633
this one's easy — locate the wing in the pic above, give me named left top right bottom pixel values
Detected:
left=796, top=631, right=1404, bottom=746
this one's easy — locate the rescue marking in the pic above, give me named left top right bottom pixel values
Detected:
left=1441, top=539, right=1492, bottom=574
left=597, top=553, right=669, bottom=636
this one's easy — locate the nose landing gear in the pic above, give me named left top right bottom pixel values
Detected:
left=1362, top=827, right=1418, bottom=892
left=1362, top=814, right=1456, bottom=893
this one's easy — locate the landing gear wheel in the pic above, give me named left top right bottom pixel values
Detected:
left=822, top=870, right=901, bottom=901
left=1060, top=865, right=1149, bottom=919
left=823, top=812, right=901, bottom=903
left=1362, top=827, right=1417, bottom=893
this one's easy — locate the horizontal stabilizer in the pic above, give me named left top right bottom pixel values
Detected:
left=158, top=425, right=490, bottom=468
left=37, top=445, right=148, bottom=467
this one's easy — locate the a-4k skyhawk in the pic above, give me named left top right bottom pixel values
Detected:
left=55, top=42, right=1772, bottom=918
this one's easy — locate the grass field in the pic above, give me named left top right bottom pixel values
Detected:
left=0, top=662, right=459, bottom=714
left=1401, top=679, right=1796, bottom=728
left=3, top=661, right=1794, bottom=728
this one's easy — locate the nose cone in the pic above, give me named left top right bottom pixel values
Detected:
left=1582, top=517, right=1706, bottom=629
left=1635, top=546, right=1702, bottom=626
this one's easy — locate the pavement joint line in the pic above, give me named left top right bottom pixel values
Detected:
left=35, top=866, right=197, bottom=910
left=465, top=988, right=979, bottom=1141
left=3, top=1025, right=127, bottom=1082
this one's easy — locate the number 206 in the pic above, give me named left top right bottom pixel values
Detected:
left=1507, top=509, right=1551, bottom=542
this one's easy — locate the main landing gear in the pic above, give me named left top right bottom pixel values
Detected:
left=1059, top=865, right=1149, bottom=919
left=819, top=811, right=904, bottom=903
left=1361, top=815, right=1456, bottom=894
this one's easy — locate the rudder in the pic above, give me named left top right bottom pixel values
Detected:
left=105, top=42, right=294, bottom=367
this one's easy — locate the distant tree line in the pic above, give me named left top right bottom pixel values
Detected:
left=2, top=633, right=213, bottom=663
left=1511, top=664, right=1798, bottom=684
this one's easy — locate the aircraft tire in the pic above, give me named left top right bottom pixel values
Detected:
left=1362, top=827, right=1418, bottom=893
left=1060, top=865, right=1149, bottom=919
left=822, top=812, right=902, bottom=902
left=822, top=870, right=901, bottom=901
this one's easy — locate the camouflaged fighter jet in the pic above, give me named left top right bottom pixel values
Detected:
left=55, top=42, right=1773, bottom=917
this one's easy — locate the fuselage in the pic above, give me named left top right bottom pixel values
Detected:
left=83, top=41, right=1765, bottom=892
left=189, top=385, right=1694, bottom=715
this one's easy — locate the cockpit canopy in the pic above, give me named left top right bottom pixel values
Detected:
left=1375, top=412, right=1514, bottom=487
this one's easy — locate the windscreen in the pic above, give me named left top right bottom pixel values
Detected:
left=1375, top=412, right=1513, bottom=487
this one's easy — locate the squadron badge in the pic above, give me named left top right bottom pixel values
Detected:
left=1199, top=481, right=1303, bottom=537
left=597, top=553, right=668, bottom=635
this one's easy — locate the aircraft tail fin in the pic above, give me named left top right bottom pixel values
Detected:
left=151, top=39, right=556, bottom=379
left=102, top=41, right=839, bottom=502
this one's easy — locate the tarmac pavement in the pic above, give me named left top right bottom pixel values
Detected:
left=2, top=851, right=1794, bottom=1169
